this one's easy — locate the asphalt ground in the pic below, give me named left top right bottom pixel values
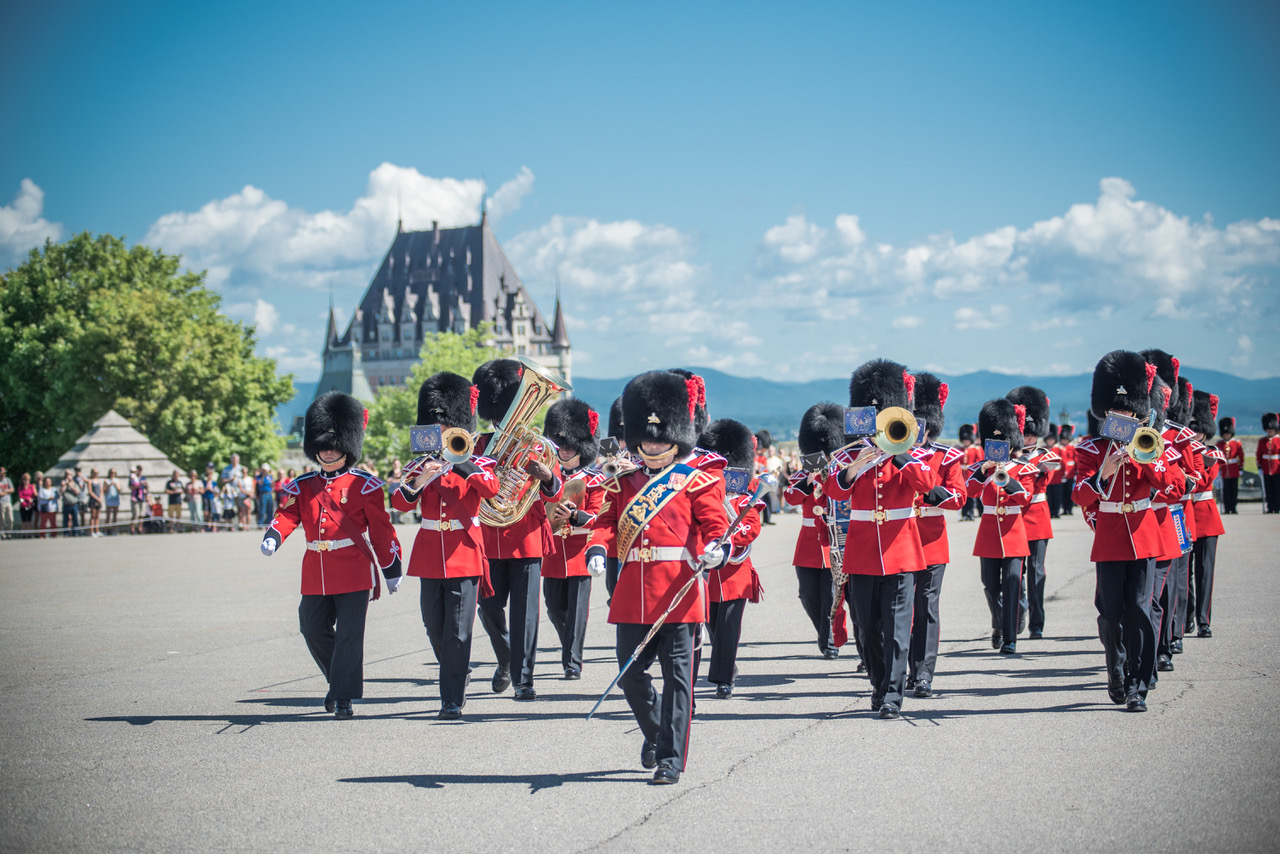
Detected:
left=1, top=508, right=1277, bottom=853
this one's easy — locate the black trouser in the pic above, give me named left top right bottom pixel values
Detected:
left=544, top=576, right=592, bottom=672
left=980, top=556, right=1023, bottom=644
left=616, top=622, right=697, bottom=772
left=1222, top=477, right=1239, bottom=513
left=1095, top=558, right=1156, bottom=700
left=1190, top=535, right=1218, bottom=629
left=1046, top=483, right=1063, bottom=518
left=1169, top=552, right=1191, bottom=640
left=908, top=564, right=945, bottom=685
left=961, top=497, right=980, bottom=520
left=479, top=558, right=541, bottom=687
left=846, top=573, right=915, bottom=709
left=1023, top=539, right=1048, bottom=634
left=299, top=589, right=369, bottom=701
left=795, top=565, right=837, bottom=655
left=1265, top=472, right=1280, bottom=513
left=707, top=598, right=747, bottom=686
left=420, top=576, right=479, bottom=706
left=1060, top=478, right=1075, bottom=514
left=1151, top=559, right=1172, bottom=660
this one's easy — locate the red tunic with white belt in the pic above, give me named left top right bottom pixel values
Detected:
left=472, top=432, right=564, bottom=560
left=270, top=469, right=402, bottom=596
left=541, top=468, right=608, bottom=578
left=1191, top=452, right=1225, bottom=538
left=821, top=443, right=936, bottom=576
left=912, top=442, right=967, bottom=566
left=1216, top=438, right=1244, bottom=479
left=708, top=486, right=764, bottom=602
left=588, top=463, right=729, bottom=624
left=966, top=461, right=1037, bottom=559
left=783, top=470, right=830, bottom=569
left=1059, top=442, right=1077, bottom=481
left=1072, top=438, right=1186, bottom=562
left=1019, top=446, right=1059, bottom=541
left=390, top=458, right=500, bottom=580
left=1258, top=435, right=1280, bottom=476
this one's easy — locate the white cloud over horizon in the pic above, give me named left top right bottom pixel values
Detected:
left=0, top=179, right=64, bottom=266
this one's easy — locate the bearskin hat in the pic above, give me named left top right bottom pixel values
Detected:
left=911, top=372, right=947, bottom=441
left=958, top=423, right=976, bottom=443
left=799, top=403, right=846, bottom=456
left=416, top=372, right=477, bottom=432
left=1091, top=350, right=1153, bottom=421
left=849, top=358, right=911, bottom=411
left=667, top=369, right=709, bottom=435
left=1219, top=417, right=1236, bottom=437
left=978, top=398, right=1025, bottom=453
left=699, top=419, right=756, bottom=471
left=1059, top=423, right=1075, bottom=441
left=1147, top=376, right=1171, bottom=431
left=1190, top=390, right=1218, bottom=440
left=607, top=396, right=625, bottom=441
left=1005, top=386, right=1050, bottom=439
left=544, top=398, right=600, bottom=467
left=303, top=391, right=367, bottom=465
left=755, top=429, right=772, bottom=452
left=623, top=371, right=698, bottom=458
left=1167, top=377, right=1193, bottom=426
left=1046, top=423, right=1059, bottom=442
left=1140, top=348, right=1181, bottom=412
left=472, top=358, right=524, bottom=424
left=1264, top=413, right=1280, bottom=432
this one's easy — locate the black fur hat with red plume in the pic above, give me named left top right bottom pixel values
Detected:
left=545, top=398, right=601, bottom=467
left=623, top=371, right=698, bottom=458
left=799, top=403, right=846, bottom=456
left=1006, top=385, right=1050, bottom=439
left=472, top=358, right=524, bottom=424
left=667, top=368, right=709, bottom=436
left=978, top=398, right=1025, bottom=453
left=911, top=372, right=948, bottom=442
left=1091, top=350, right=1153, bottom=422
left=1190, top=390, right=1218, bottom=441
left=417, top=372, right=477, bottom=432
left=304, top=391, right=367, bottom=465
left=1167, top=377, right=1194, bottom=427
left=1140, top=348, right=1181, bottom=412
left=850, top=359, right=911, bottom=411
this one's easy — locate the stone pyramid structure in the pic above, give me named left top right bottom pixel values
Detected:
left=45, top=410, right=182, bottom=496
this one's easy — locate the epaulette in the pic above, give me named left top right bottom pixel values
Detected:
left=686, top=470, right=720, bottom=493
left=940, top=445, right=965, bottom=465
left=351, top=468, right=385, bottom=494
left=1077, top=438, right=1102, bottom=454
left=581, top=470, right=609, bottom=487
left=599, top=477, right=623, bottom=494
left=910, top=445, right=932, bottom=462
left=1164, top=446, right=1183, bottom=464
left=690, top=449, right=728, bottom=473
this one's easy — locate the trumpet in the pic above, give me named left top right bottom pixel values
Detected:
left=873, top=406, right=920, bottom=456
left=600, top=452, right=639, bottom=478
left=1125, top=426, right=1165, bottom=464
left=991, top=463, right=1012, bottom=486
left=403, top=427, right=476, bottom=486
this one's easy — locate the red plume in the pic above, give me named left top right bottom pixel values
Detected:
left=1161, top=386, right=1171, bottom=410
left=1145, top=362, right=1156, bottom=393
left=587, top=408, right=599, bottom=436
left=516, top=364, right=524, bottom=379
left=752, top=435, right=758, bottom=450
left=685, top=378, right=698, bottom=420
left=362, top=408, right=370, bottom=430
left=1209, top=394, right=1219, bottom=419
left=1171, top=356, right=1180, bottom=385
left=469, top=386, right=479, bottom=415
left=694, top=375, right=706, bottom=408
left=1014, top=404, right=1026, bottom=435
left=903, top=371, right=915, bottom=403
left=1185, top=381, right=1194, bottom=401
left=938, top=382, right=949, bottom=410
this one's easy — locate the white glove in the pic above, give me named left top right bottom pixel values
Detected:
left=260, top=535, right=278, bottom=557
left=587, top=555, right=606, bottom=577
left=387, top=575, right=403, bottom=594
left=701, top=542, right=725, bottom=568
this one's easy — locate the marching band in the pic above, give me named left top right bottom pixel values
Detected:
left=261, top=347, right=1255, bottom=783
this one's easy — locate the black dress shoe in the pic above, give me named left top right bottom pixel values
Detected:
left=1107, top=674, right=1125, bottom=705
left=913, top=683, right=933, bottom=699
left=1029, top=630, right=1043, bottom=640
left=514, top=685, right=536, bottom=701
left=641, top=738, right=657, bottom=770
left=1000, top=642, right=1017, bottom=655
left=324, top=691, right=335, bottom=714
left=991, top=630, right=1003, bottom=650
left=1157, top=654, right=1174, bottom=672
left=904, top=677, right=916, bottom=690
left=878, top=703, right=901, bottom=720
left=438, top=702, right=463, bottom=720
left=651, top=767, right=680, bottom=785
left=715, top=683, right=733, bottom=699
left=1017, top=610, right=1027, bottom=636
left=855, top=661, right=866, bottom=673
left=492, top=667, right=511, bottom=693
left=1125, top=695, right=1147, bottom=712
left=334, top=700, right=353, bottom=719
left=821, top=649, right=840, bottom=660
left=564, top=667, right=581, bottom=680
left=1171, top=639, right=1184, bottom=654
left=1197, top=626, right=1212, bottom=638
left=870, top=693, right=884, bottom=712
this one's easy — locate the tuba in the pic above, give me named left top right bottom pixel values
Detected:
left=479, top=356, right=572, bottom=527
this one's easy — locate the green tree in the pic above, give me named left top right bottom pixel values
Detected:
left=362, top=323, right=500, bottom=469
left=0, top=233, right=295, bottom=474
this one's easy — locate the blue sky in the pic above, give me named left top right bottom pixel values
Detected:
left=3, top=0, right=1278, bottom=381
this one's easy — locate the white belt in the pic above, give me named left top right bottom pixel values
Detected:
left=801, top=518, right=817, bottom=527
left=849, top=507, right=915, bottom=522
left=1263, top=455, right=1280, bottom=460
left=626, top=546, right=692, bottom=563
left=1098, top=499, right=1151, bottom=514
left=1030, top=493, right=1047, bottom=504
left=420, top=516, right=479, bottom=531
left=1192, top=491, right=1214, bottom=502
left=307, top=538, right=355, bottom=551
left=569, top=527, right=592, bottom=536
left=916, top=506, right=946, bottom=517
left=983, top=505, right=1022, bottom=517
left=1151, top=502, right=1170, bottom=510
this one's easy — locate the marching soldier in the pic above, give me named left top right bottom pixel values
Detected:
left=1006, top=386, right=1059, bottom=641
left=1188, top=390, right=1225, bottom=638
left=967, top=399, right=1037, bottom=655
left=1259, top=414, right=1280, bottom=514
left=783, top=402, right=846, bottom=659
left=391, top=373, right=501, bottom=720
left=822, top=360, right=936, bottom=719
left=959, top=424, right=982, bottom=520
left=1142, top=376, right=1185, bottom=679
left=1216, top=417, right=1244, bottom=514
left=1166, top=376, right=1204, bottom=649
left=698, top=419, right=765, bottom=699
left=542, top=398, right=607, bottom=679
left=907, top=373, right=966, bottom=697
left=585, top=371, right=729, bottom=784
left=260, top=391, right=403, bottom=719
left=472, top=359, right=564, bottom=701
left=1073, top=351, right=1184, bottom=712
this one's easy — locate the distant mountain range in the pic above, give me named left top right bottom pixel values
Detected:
left=277, top=367, right=1280, bottom=441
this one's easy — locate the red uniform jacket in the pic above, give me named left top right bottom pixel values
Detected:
left=1165, top=424, right=1204, bottom=542
left=912, top=442, right=967, bottom=566
left=1191, top=456, right=1225, bottom=538
left=966, top=462, right=1037, bottom=559
left=391, top=458, right=500, bottom=580
left=1046, top=445, right=1065, bottom=485
left=542, top=467, right=608, bottom=578
left=473, top=432, right=564, bottom=560
left=708, top=488, right=764, bottom=603
left=963, top=444, right=984, bottom=468
left=1257, top=435, right=1280, bottom=477
left=1020, top=447, right=1059, bottom=541
left=270, top=469, right=402, bottom=596
left=1216, top=438, right=1244, bottom=479
left=822, top=443, right=935, bottom=576
left=783, top=470, right=830, bottom=569
left=1072, top=437, right=1185, bottom=562
left=588, top=463, right=729, bottom=624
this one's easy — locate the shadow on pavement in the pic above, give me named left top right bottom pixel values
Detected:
left=339, top=769, right=640, bottom=793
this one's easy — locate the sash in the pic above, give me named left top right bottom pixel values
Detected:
left=616, top=463, right=697, bottom=563
left=307, top=477, right=384, bottom=601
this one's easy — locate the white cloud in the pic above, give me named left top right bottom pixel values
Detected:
left=0, top=179, right=64, bottom=267
left=954, top=305, right=1010, bottom=330
left=487, top=167, right=535, bottom=224
left=891, top=315, right=922, bottom=329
